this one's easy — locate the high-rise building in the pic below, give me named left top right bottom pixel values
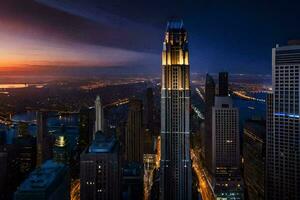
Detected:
left=14, top=160, right=70, bottom=200
left=204, top=74, right=216, bottom=173
left=266, top=42, right=300, bottom=199
left=243, top=119, right=265, bottom=200
left=53, top=126, right=70, bottom=165
left=125, top=98, right=144, bottom=163
left=218, top=72, right=229, bottom=96
left=79, top=106, right=95, bottom=148
left=36, top=111, right=53, bottom=166
left=218, top=72, right=228, bottom=97
left=95, top=95, right=104, bottom=135
left=80, top=133, right=120, bottom=200
left=160, top=19, right=192, bottom=200
left=212, top=96, right=243, bottom=199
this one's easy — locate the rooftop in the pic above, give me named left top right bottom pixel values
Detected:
left=88, top=132, right=116, bottom=153
left=166, top=19, right=184, bottom=31
left=16, top=160, right=67, bottom=191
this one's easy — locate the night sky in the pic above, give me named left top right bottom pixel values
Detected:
left=0, top=0, right=299, bottom=75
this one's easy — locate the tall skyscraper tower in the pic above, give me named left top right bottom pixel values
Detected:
left=125, top=98, right=144, bottom=163
left=160, top=19, right=192, bottom=200
left=218, top=72, right=228, bottom=96
left=266, top=42, right=300, bottom=199
left=95, top=95, right=104, bottom=135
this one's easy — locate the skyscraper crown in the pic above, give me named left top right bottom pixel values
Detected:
left=166, top=19, right=184, bottom=31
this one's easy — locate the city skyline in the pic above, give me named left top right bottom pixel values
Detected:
left=0, top=2, right=299, bottom=200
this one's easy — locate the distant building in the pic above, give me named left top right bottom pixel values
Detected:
left=79, top=106, right=95, bottom=148
left=122, top=162, right=144, bottom=200
left=94, top=95, right=104, bottom=135
left=144, top=87, right=154, bottom=131
left=53, top=126, right=70, bottom=165
left=266, top=43, right=300, bottom=199
left=243, top=119, right=265, bottom=200
left=36, top=111, right=53, bottom=166
left=212, top=96, right=243, bottom=199
left=160, top=19, right=192, bottom=200
left=204, top=73, right=215, bottom=173
left=80, top=133, right=120, bottom=200
left=14, top=160, right=70, bottom=200
left=125, top=99, right=144, bottom=164
left=218, top=72, right=229, bottom=96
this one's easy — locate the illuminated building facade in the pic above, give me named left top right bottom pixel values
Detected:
left=160, top=19, right=192, bottom=200
left=266, top=42, right=300, bottom=199
left=95, top=95, right=104, bottom=135
left=53, top=127, right=70, bottom=165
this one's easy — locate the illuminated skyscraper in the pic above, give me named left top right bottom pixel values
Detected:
left=160, top=19, right=192, bottom=200
left=95, top=95, right=104, bottom=135
left=53, top=126, right=70, bottom=165
left=266, top=42, right=300, bottom=199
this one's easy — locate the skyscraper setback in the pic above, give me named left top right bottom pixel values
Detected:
left=266, top=42, right=300, bottom=199
left=160, top=20, right=192, bottom=200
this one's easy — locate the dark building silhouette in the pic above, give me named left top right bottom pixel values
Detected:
left=36, top=111, right=53, bottom=166
left=80, top=133, right=120, bottom=200
left=218, top=72, right=228, bottom=96
left=204, top=73, right=215, bottom=174
left=79, top=106, right=95, bottom=148
left=14, top=134, right=37, bottom=179
left=125, top=98, right=144, bottom=164
left=243, top=119, right=265, bottom=200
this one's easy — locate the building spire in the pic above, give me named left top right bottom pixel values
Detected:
left=94, top=95, right=104, bottom=138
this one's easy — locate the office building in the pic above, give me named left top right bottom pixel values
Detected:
left=243, top=119, right=265, bottom=200
left=266, top=42, right=300, bottom=199
left=125, top=98, right=144, bottom=163
left=14, top=160, right=70, bottom=200
left=160, top=19, right=192, bottom=200
left=80, top=133, right=120, bottom=200
left=94, top=95, right=104, bottom=135
left=212, top=96, right=243, bottom=199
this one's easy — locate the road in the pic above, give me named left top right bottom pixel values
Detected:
left=70, top=179, right=80, bottom=200
left=191, top=149, right=215, bottom=200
